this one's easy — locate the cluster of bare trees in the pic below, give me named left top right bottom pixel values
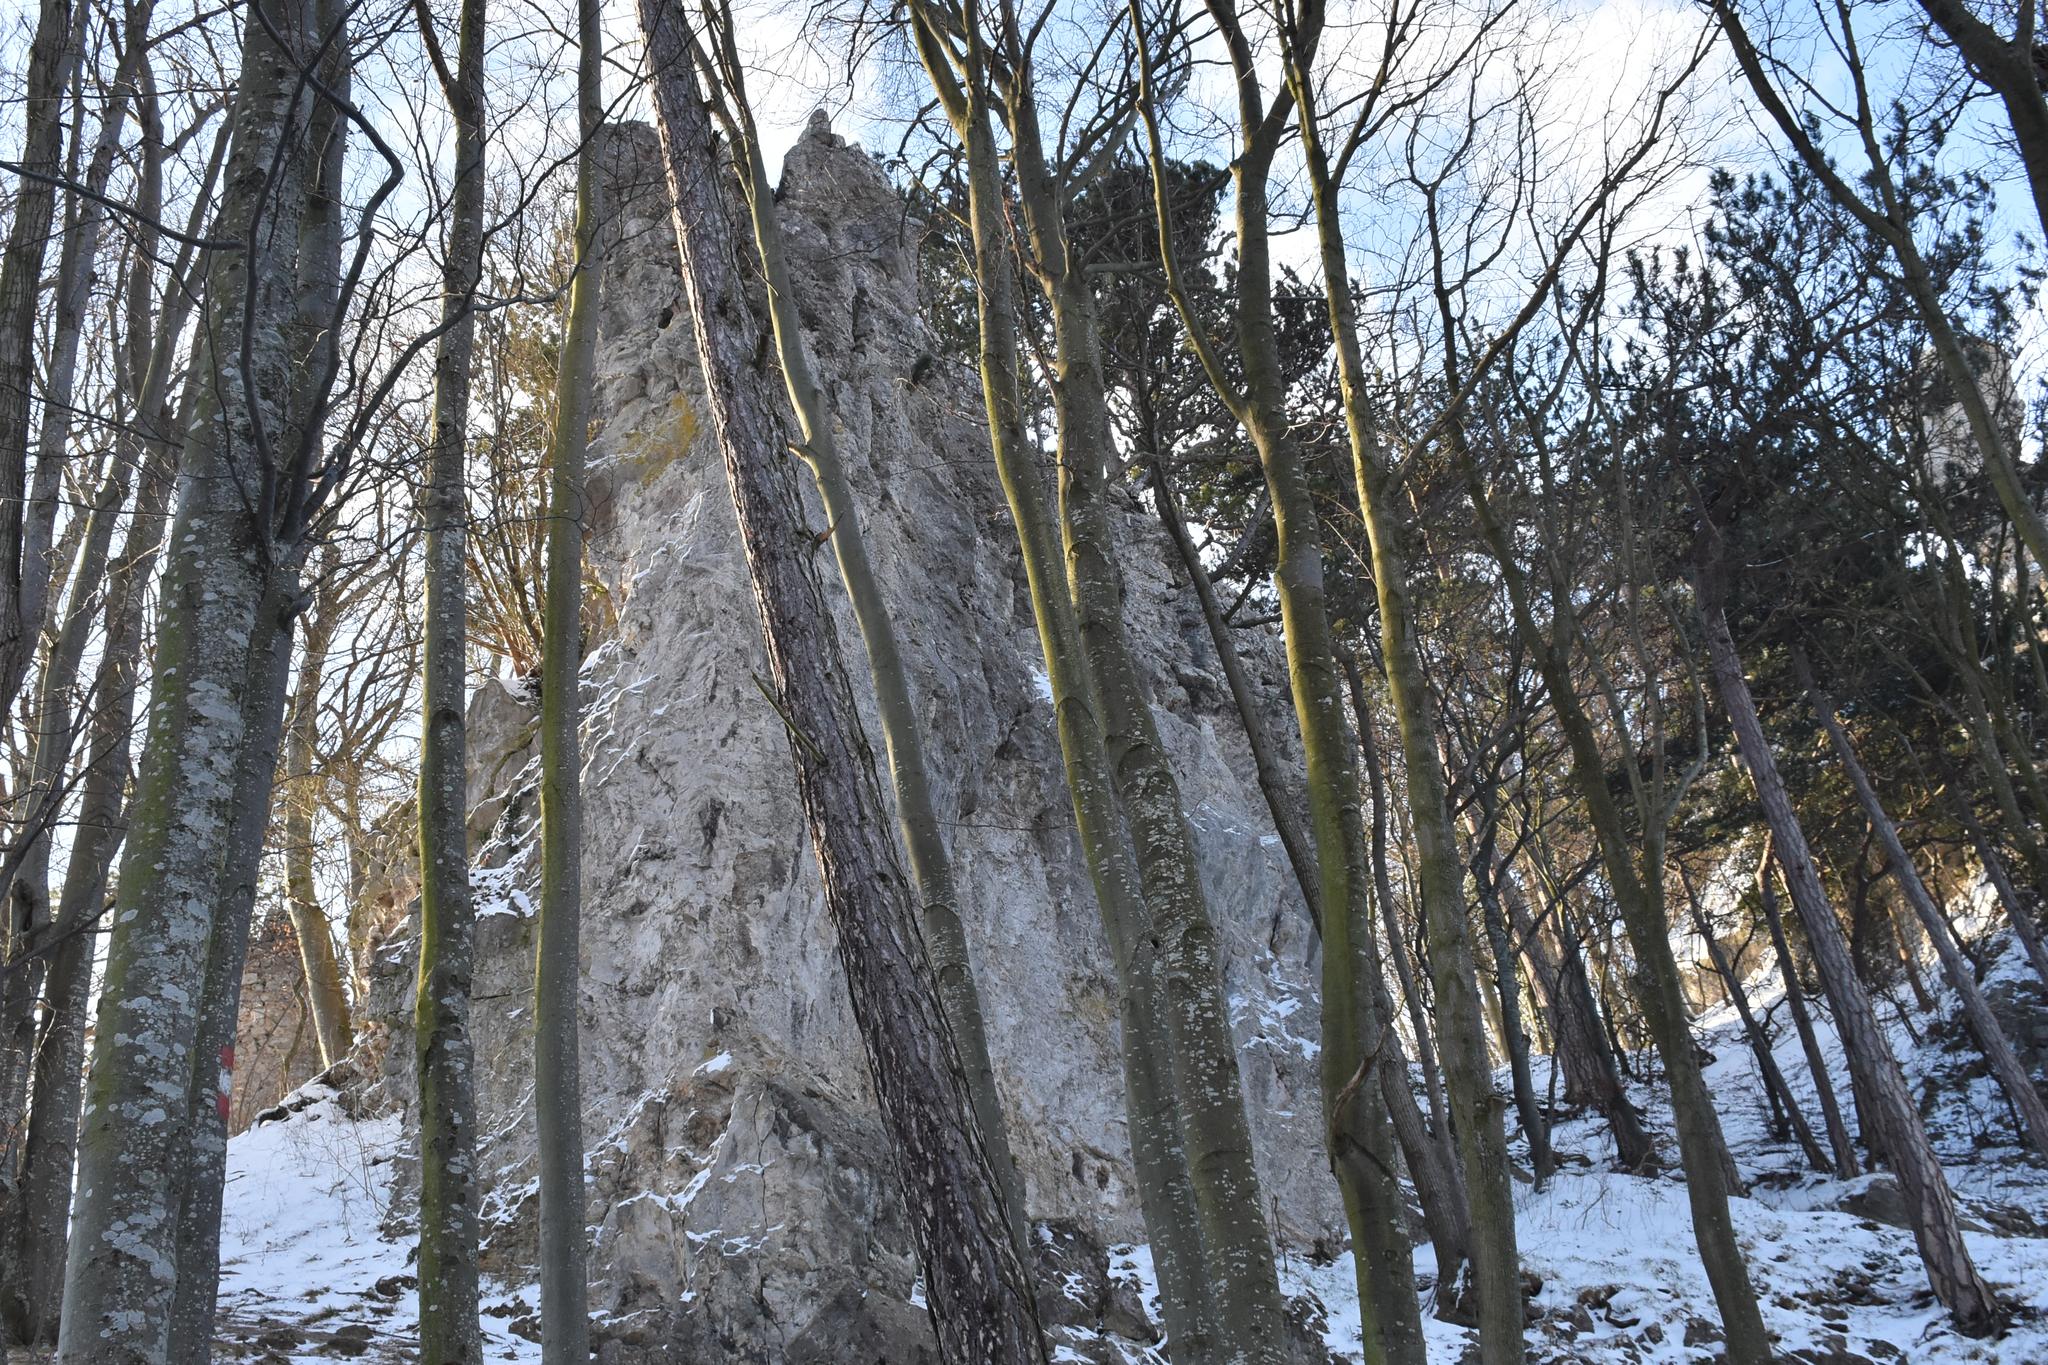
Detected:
left=1, top=0, right=2047, bottom=1362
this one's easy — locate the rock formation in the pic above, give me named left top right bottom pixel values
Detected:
left=365, top=115, right=1339, bottom=1362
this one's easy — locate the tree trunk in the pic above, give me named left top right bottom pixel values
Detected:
left=1702, top=599, right=1997, bottom=1335
left=0, top=471, right=125, bottom=1223
left=1004, top=96, right=1297, bottom=1357
left=638, top=20, right=1045, bottom=1359
left=1349, top=663, right=1451, bottom=1145
left=1151, top=454, right=1320, bottom=921
left=1953, top=798, right=2048, bottom=987
left=0, top=0, right=85, bottom=1218
left=1757, top=840, right=1861, bottom=1176
left=1448, top=418, right=1763, bottom=1356
left=54, top=0, right=321, bottom=1353
left=1679, top=863, right=1831, bottom=1171
left=908, top=12, right=1214, bottom=1354
left=8, top=75, right=200, bottom=1337
left=1132, top=27, right=1433, bottom=1353
left=1915, top=0, right=2048, bottom=242
left=1800, top=655, right=2048, bottom=1160
left=1344, top=657, right=1471, bottom=1308
left=167, top=28, right=352, bottom=1348
left=414, top=0, right=488, bottom=1353
left=1502, top=849, right=1655, bottom=1170
left=4, top=442, right=172, bottom=1351
left=166, top=567, right=300, bottom=1365
left=702, top=17, right=1023, bottom=1248
left=282, top=574, right=354, bottom=1068
left=1261, top=107, right=1515, bottom=1358
left=535, top=0, right=601, bottom=1357
left=1221, top=252, right=1429, bottom=1365
left=1470, top=809, right=1551, bottom=1184
left=0, top=0, right=83, bottom=720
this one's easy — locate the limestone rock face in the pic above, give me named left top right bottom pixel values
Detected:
left=370, top=114, right=1337, bottom=1359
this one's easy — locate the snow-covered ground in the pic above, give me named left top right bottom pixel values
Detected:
left=214, top=1084, right=541, bottom=1363
left=214, top=937, right=2048, bottom=1362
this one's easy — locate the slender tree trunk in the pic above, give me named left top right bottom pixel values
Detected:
left=1502, top=845, right=1653, bottom=1169
left=1703, top=600, right=1998, bottom=1335
left=1800, top=656, right=2048, bottom=1160
left=1479, top=874, right=1550, bottom=1181
left=1757, top=841, right=1861, bottom=1176
left=0, top=468, right=129, bottom=1222
left=0, top=0, right=83, bottom=719
left=282, top=575, right=353, bottom=1068
left=638, top=22, right=1044, bottom=1358
left=1372, top=978, right=1472, bottom=1314
left=0, top=0, right=85, bottom=1214
left=415, top=0, right=488, bottom=1354
left=17, top=0, right=152, bottom=666
left=1450, top=445, right=1764, bottom=1358
left=1006, top=110, right=1298, bottom=1360
left=1348, top=662, right=1450, bottom=1143
left=1216, top=261, right=1429, bottom=1365
left=1344, top=657, right=1471, bottom=1309
left=698, top=16, right=1023, bottom=1247
left=1954, top=799, right=2048, bottom=987
left=907, top=12, right=1214, bottom=1354
left=1679, top=863, right=1830, bottom=1171
left=0, top=21, right=156, bottom=1099
left=535, top=1, right=601, bottom=1357
left=1151, top=455, right=1320, bottom=920
left=9, top=438, right=172, bottom=1348
left=1269, top=120, right=1515, bottom=1364
left=8, top=77, right=201, bottom=1337
left=1130, top=26, right=1430, bottom=1353
left=1470, top=809, right=1551, bottom=1184
left=55, top=0, right=320, bottom=1352
left=0, top=465, right=129, bottom=1303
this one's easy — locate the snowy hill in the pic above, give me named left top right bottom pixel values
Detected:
left=210, top=937, right=2048, bottom=1363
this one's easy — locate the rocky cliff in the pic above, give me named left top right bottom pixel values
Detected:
left=366, top=115, right=1338, bottom=1363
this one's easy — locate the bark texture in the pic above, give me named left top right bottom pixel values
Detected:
left=414, top=0, right=489, bottom=1354
left=1801, top=659, right=2048, bottom=1160
left=639, top=17, right=1045, bottom=1359
left=54, top=0, right=320, bottom=1354
left=1703, top=602, right=1998, bottom=1335
left=534, top=0, right=601, bottom=1354
left=701, top=12, right=1024, bottom=1248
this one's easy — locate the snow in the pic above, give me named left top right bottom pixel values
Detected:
left=211, top=937, right=2048, bottom=1362
left=470, top=863, right=533, bottom=920
left=214, top=1081, right=541, bottom=1363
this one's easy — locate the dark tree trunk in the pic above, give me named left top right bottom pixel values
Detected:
left=1704, top=600, right=1997, bottom=1335
left=1472, top=822, right=1551, bottom=1183
left=640, top=17, right=1044, bottom=1360
left=1800, top=656, right=2048, bottom=1160
left=1759, top=846, right=1866, bottom=1179
left=1679, top=863, right=1830, bottom=1171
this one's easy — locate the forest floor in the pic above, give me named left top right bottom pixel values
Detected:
left=211, top=941, right=2048, bottom=1364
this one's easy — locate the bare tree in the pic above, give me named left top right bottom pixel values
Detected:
left=638, top=8, right=1045, bottom=1356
